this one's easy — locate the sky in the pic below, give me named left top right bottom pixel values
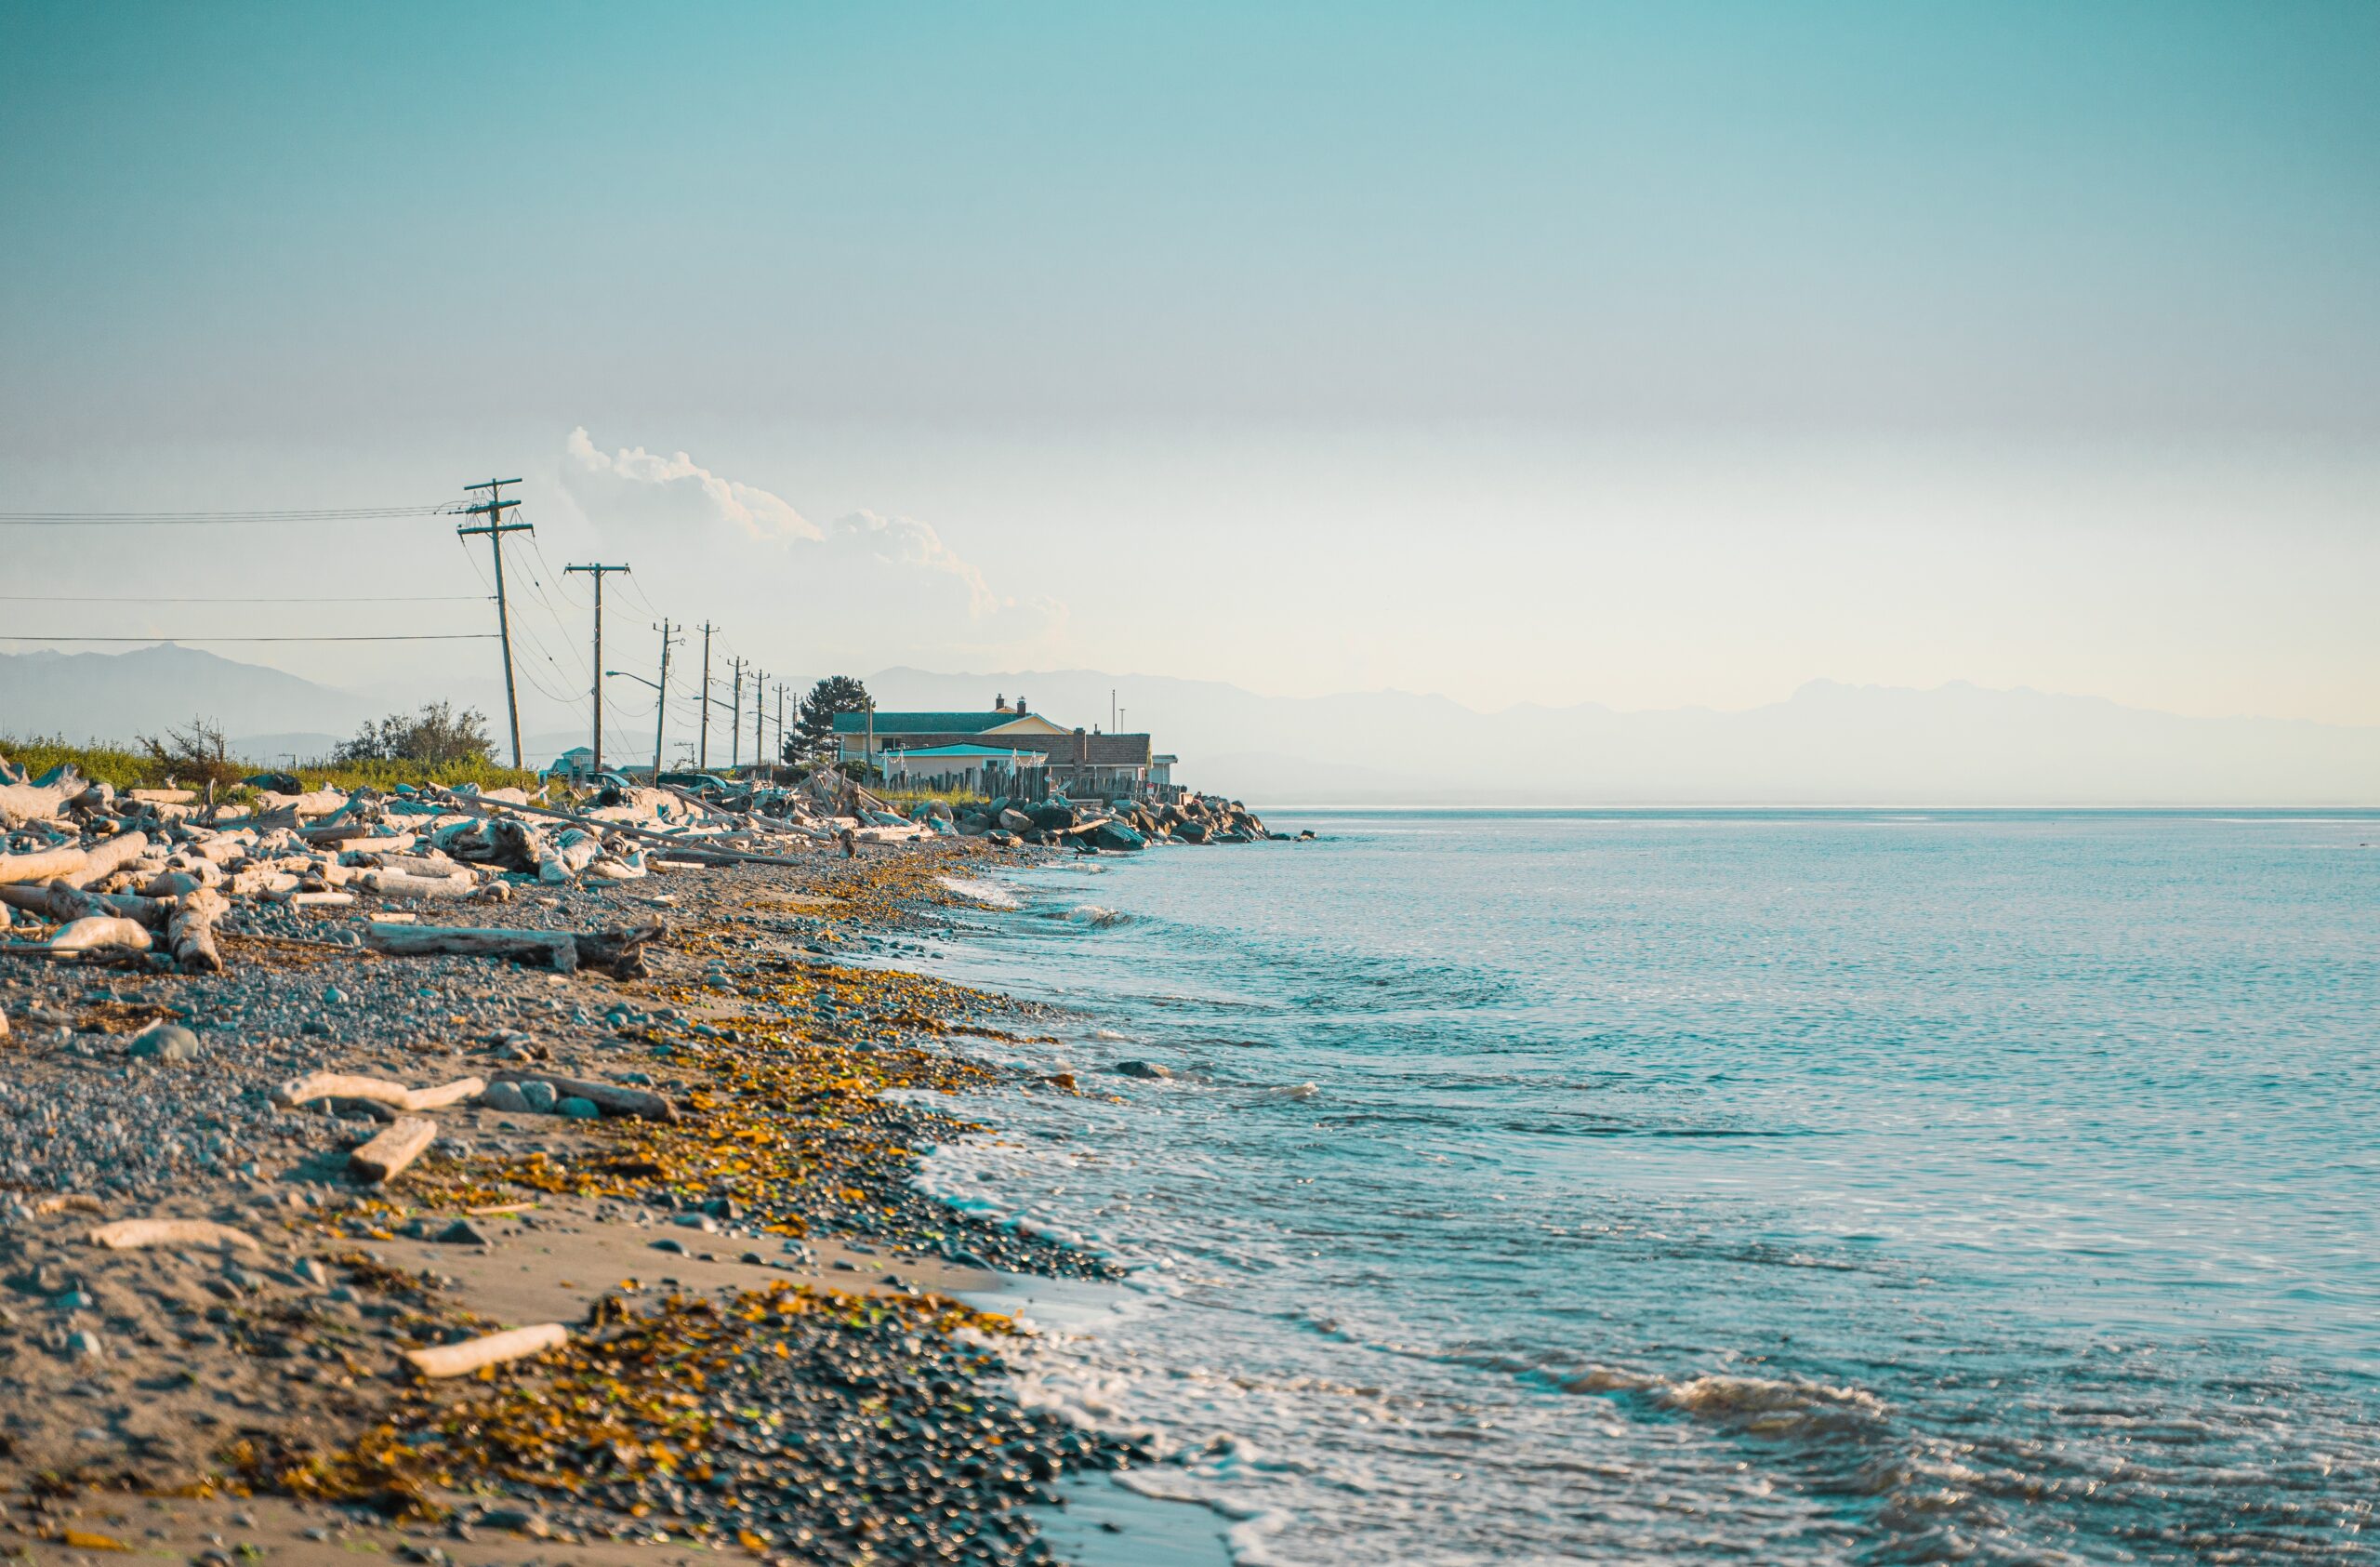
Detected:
left=3, top=1, right=2376, bottom=747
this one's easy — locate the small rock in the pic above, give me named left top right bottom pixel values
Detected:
left=65, top=1328, right=105, bottom=1359
left=556, top=1096, right=600, bottom=1120
left=478, top=1081, right=530, bottom=1114
left=434, top=1220, right=491, bottom=1246
left=520, top=1080, right=558, bottom=1113
left=127, top=1022, right=203, bottom=1062
left=650, top=1237, right=688, bottom=1255
left=1115, top=1059, right=1171, bottom=1080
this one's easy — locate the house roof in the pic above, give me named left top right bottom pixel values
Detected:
left=831, top=710, right=1068, bottom=736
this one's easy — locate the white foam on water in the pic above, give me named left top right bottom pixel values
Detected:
left=937, top=873, right=1020, bottom=908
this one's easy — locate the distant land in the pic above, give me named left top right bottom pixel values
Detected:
left=2, top=645, right=2375, bottom=805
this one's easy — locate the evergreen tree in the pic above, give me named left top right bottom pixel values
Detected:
left=789, top=675, right=871, bottom=764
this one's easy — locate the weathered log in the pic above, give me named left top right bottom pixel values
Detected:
left=3, top=883, right=168, bottom=927
left=168, top=887, right=229, bottom=974
left=0, top=844, right=90, bottom=886
left=256, top=788, right=349, bottom=819
left=128, top=788, right=196, bottom=805
left=276, top=1071, right=487, bottom=1112
left=0, top=772, right=84, bottom=828
left=49, top=915, right=152, bottom=953
left=488, top=1069, right=677, bottom=1122
left=363, top=869, right=481, bottom=898
left=274, top=889, right=355, bottom=908
left=88, top=1217, right=261, bottom=1252
left=349, top=1116, right=437, bottom=1183
left=402, top=1321, right=567, bottom=1380
left=364, top=923, right=579, bottom=971
left=57, top=830, right=150, bottom=889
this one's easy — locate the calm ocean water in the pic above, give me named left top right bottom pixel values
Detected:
left=906, top=812, right=2379, bottom=1564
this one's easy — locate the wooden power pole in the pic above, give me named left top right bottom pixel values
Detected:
left=728, top=657, right=746, bottom=770
left=651, top=620, right=681, bottom=778
left=456, top=478, right=530, bottom=767
left=563, top=563, right=628, bottom=775
left=753, top=671, right=767, bottom=773
left=695, top=623, right=716, bottom=770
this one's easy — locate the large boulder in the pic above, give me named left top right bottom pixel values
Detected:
left=1091, top=819, right=1146, bottom=852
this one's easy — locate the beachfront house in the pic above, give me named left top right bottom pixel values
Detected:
left=834, top=696, right=1167, bottom=799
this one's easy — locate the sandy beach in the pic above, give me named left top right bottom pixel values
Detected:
left=0, top=834, right=1154, bottom=1565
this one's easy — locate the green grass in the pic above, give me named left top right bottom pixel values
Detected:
left=880, top=787, right=993, bottom=811
left=1, top=734, right=539, bottom=796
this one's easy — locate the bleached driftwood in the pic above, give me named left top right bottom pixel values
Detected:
left=128, top=788, right=196, bottom=805
left=363, top=869, right=480, bottom=898
left=276, top=1071, right=487, bottom=1113
left=274, top=889, right=355, bottom=908
left=60, top=830, right=151, bottom=888
left=537, top=830, right=602, bottom=884
left=32, top=1193, right=106, bottom=1216
left=168, top=887, right=229, bottom=973
left=403, top=1321, right=567, bottom=1379
left=0, top=844, right=94, bottom=886
left=88, top=1217, right=262, bottom=1252
left=349, top=1115, right=437, bottom=1183
left=256, top=788, right=348, bottom=819
left=364, top=922, right=578, bottom=970
left=0, top=883, right=165, bottom=926
left=0, top=770, right=86, bottom=828
left=49, top=915, right=152, bottom=953
left=489, top=1069, right=677, bottom=1122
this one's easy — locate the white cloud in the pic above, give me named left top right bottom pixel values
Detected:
left=562, top=426, right=818, bottom=542
left=553, top=428, right=1066, bottom=665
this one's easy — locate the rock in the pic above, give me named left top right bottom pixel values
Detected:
left=478, top=1081, right=531, bottom=1114
left=650, top=1237, right=688, bottom=1255
left=519, top=1080, right=559, bottom=1113
left=1115, top=1059, right=1171, bottom=1080
left=1092, top=820, right=1147, bottom=852
left=477, top=1508, right=551, bottom=1539
left=434, top=1219, right=491, bottom=1246
left=556, top=1096, right=600, bottom=1120
left=997, top=809, right=1035, bottom=833
left=126, top=1022, right=203, bottom=1062
left=65, top=1328, right=105, bottom=1359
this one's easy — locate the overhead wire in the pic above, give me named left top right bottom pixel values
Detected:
left=0, top=503, right=456, bottom=525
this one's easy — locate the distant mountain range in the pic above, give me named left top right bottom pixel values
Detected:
left=3, top=646, right=2373, bottom=804
left=869, top=666, right=2380, bottom=805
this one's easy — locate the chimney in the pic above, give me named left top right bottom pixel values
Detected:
left=995, top=693, right=1006, bottom=712
left=1016, top=693, right=1027, bottom=715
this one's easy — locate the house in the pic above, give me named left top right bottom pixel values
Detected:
left=544, top=745, right=596, bottom=780
left=833, top=696, right=1165, bottom=799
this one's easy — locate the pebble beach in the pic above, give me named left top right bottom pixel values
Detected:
left=0, top=832, right=1154, bottom=1566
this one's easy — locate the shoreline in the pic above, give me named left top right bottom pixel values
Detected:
left=0, top=830, right=1210, bottom=1564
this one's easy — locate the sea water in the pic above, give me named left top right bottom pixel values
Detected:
left=906, top=812, right=2379, bottom=1564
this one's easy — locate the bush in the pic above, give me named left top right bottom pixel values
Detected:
left=336, top=702, right=496, bottom=765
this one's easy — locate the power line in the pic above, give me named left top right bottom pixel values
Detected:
left=0, top=504, right=455, bottom=525
left=0, top=593, right=489, bottom=604
left=0, top=633, right=496, bottom=644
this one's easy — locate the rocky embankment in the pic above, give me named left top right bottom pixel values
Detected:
left=0, top=752, right=1166, bottom=1565
left=936, top=791, right=1299, bottom=852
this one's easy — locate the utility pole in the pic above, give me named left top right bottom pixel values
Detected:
left=774, top=680, right=787, bottom=769
left=728, top=657, right=746, bottom=769
left=456, top=478, right=530, bottom=767
left=695, top=623, right=717, bottom=770
left=651, top=620, right=681, bottom=779
left=563, top=563, right=628, bottom=775
left=753, top=671, right=767, bottom=774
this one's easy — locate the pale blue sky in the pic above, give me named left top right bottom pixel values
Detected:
left=4, top=2, right=2376, bottom=728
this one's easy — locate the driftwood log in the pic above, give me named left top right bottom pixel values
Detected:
left=168, top=887, right=229, bottom=973
left=60, top=830, right=151, bottom=889
left=363, top=920, right=666, bottom=977
left=87, top=1217, right=262, bottom=1252
left=49, top=915, right=152, bottom=953
left=403, top=1321, right=568, bottom=1380
left=0, top=844, right=93, bottom=886
left=349, top=1116, right=438, bottom=1183
left=488, top=1069, right=677, bottom=1121
left=0, top=767, right=88, bottom=828
left=276, top=1071, right=486, bottom=1113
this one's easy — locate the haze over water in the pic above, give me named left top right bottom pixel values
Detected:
left=913, top=812, right=2379, bottom=1563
